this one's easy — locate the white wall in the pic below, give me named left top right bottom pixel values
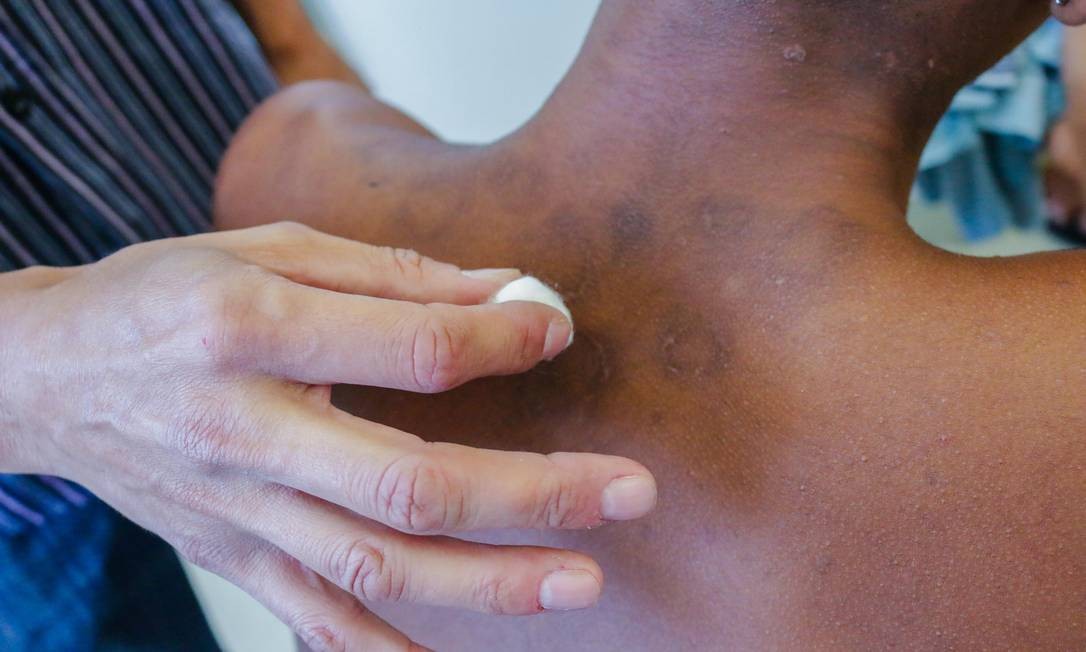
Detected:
left=303, top=0, right=600, bottom=142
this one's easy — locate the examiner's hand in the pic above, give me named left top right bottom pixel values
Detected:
left=1, top=222, right=656, bottom=651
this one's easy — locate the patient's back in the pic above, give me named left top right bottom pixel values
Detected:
left=305, top=146, right=1086, bottom=650
left=215, top=77, right=1086, bottom=646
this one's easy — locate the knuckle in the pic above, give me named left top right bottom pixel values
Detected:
left=161, top=478, right=228, bottom=521
left=189, top=280, right=232, bottom=347
left=292, top=617, right=347, bottom=652
left=374, top=452, right=459, bottom=533
left=472, top=574, right=515, bottom=615
left=386, top=246, right=428, bottom=281
left=168, top=397, right=242, bottom=467
left=191, top=269, right=278, bottom=369
left=189, top=279, right=252, bottom=366
left=533, top=464, right=583, bottom=529
left=328, top=538, right=402, bottom=602
left=408, top=315, right=466, bottom=393
left=175, top=536, right=235, bottom=573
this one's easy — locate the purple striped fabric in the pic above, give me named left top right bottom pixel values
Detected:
left=0, top=0, right=277, bottom=532
left=131, top=0, right=233, bottom=144
left=76, top=0, right=218, bottom=184
left=0, top=28, right=179, bottom=236
left=22, top=1, right=210, bottom=228
left=0, top=120, right=97, bottom=261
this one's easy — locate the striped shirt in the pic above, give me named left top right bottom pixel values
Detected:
left=0, top=4, right=277, bottom=648
left=0, top=2, right=275, bottom=533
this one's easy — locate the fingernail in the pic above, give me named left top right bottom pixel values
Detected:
left=462, top=268, right=522, bottom=283
left=539, top=570, right=601, bottom=611
left=543, top=318, right=574, bottom=360
left=601, top=475, right=657, bottom=521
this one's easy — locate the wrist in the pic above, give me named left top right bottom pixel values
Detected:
left=0, top=266, right=74, bottom=474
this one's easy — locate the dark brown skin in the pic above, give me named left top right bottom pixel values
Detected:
left=231, top=0, right=367, bottom=88
left=215, top=2, right=1086, bottom=649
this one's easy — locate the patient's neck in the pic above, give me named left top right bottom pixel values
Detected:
left=511, top=1, right=1047, bottom=220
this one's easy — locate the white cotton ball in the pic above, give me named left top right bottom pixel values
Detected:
left=491, top=276, right=572, bottom=322
left=491, top=276, right=575, bottom=344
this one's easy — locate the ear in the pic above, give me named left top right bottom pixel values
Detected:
left=1053, top=1, right=1086, bottom=26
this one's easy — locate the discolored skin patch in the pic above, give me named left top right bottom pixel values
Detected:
left=609, top=203, right=655, bottom=260
left=654, top=304, right=731, bottom=379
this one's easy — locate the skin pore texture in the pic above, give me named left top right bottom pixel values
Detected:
left=216, top=1, right=1086, bottom=649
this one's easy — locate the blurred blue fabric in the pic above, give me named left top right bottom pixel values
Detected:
left=917, top=21, right=1065, bottom=241
left=0, top=490, right=219, bottom=651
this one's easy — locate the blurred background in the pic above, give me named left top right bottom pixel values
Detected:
left=187, top=1, right=1075, bottom=649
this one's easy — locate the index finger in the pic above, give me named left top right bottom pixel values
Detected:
left=227, top=276, right=573, bottom=392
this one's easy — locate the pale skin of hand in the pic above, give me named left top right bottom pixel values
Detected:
left=0, top=223, right=656, bottom=651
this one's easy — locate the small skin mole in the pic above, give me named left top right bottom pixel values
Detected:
left=877, top=51, right=900, bottom=70
left=368, top=180, right=380, bottom=188
left=783, top=44, right=807, bottom=63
